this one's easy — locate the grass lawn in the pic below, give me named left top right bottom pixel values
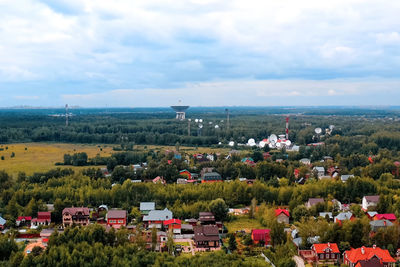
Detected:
left=0, top=143, right=113, bottom=176
left=225, top=217, right=263, bottom=233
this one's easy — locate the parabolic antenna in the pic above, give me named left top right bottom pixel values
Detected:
left=195, top=119, right=199, bottom=123
left=248, top=138, right=256, bottom=145
left=209, top=122, right=212, bottom=125
left=276, top=142, right=282, bottom=148
left=286, top=140, right=292, bottom=146
left=315, top=128, right=322, bottom=134
left=228, top=141, right=235, bottom=147
left=259, top=141, right=266, bottom=148
left=188, top=118, right=191, bottom=122
left=329, top=125, right=335, bottom=130
left=199, top=119, right=203, bottom=123
left=218, top=142, right=222, bottom=145
left=170, top=105, right=189, bottom=112
left=215, top=125, right=219, bottom=129
left=199, top=124, right=203, bottom=128
left=269, top=134, right=278, bottom=143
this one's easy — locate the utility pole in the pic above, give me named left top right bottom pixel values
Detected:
left=188, top=119, right=191, bottom=136
left=65, top=104, right=69, bottom=127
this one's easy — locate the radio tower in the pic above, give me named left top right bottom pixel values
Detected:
left=65, top=104, right=69, bottom=127
left=285, top=116, right=289, bottom=140
left=225, top=108, right=230, bottom=131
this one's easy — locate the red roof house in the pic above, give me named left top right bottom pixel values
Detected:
left=16, top=216, right=32, bottom=227
left=343, top=246, right=396, bottom=266
left=275, top=209, right=290, bottom=224
left=374, top=214, right=397, bottom=222
left=31, top=212, right=51, bottom=228
left=164, top=219, right=182, bottom=234
left=311, top=243, right=340, bottom=264
left=251, top=229, right=271, bottom=245
left=107, top=209, right=127, bottom=229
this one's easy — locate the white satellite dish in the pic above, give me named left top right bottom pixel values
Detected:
left=228, top=141, right=235, bottom=147
left=188, top=118, right=191, bottom=122
left=195, top=119, right=199, bottom=123
left=276, top=142, right=282, bottom=148
left=215, top=125, right=219, bottom=129
left=248, top=138, right=256, bottom=145
left=259, top=141, right=266, bottom=148
left=269, top=134, right=278, bottom=143
left=218, top=142, right=222, bottom=145
left=285, top=140, right=292, bottom=146
left=209, top=122, right=213, bottom=125
left=199, top=124, right=203, bottom=128
left=315, top=128, right=322, bottom=134
left=199, top=119, right=203, bottom=123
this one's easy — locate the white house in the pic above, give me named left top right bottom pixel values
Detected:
left=362, top=195, right=380, bottom=211
left=313, top=167, right=325, bottom=178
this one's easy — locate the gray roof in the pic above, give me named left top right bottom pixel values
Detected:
left=313, top=167, right=325, bottom=172
left=140, top=202, right=155, bottom=211
left=307, top=198, right=324, bottom=206
left=341, top=175, right=354, bottom=182
left=319, top=212, right=333, bottom=219
left=367, top=211, right=378, bottom=217
left=334, top=212, right=353, bottom=221
left=364, top=195, right=380, bottom=202
left=107, top=209, right=126, bottom=219
left=143, top=208, right=172, bottom=221
left=0, top=216, right=6, bottom=225
left=370, top=220, right=393, bottom=228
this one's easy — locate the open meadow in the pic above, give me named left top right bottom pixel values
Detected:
left=0, top=143, right=113, bottom=176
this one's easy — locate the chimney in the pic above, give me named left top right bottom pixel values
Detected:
left=361, top=247, right=365, bottom=254
left=327, top=242, right=330, bottom=248
left=373, top=244, right=376, bottom=249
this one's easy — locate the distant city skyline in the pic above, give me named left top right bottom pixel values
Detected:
left=0, top=0, right=400, bottom=107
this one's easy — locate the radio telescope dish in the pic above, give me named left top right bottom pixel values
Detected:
left=259, top=141, right=266, bottom=148
left=214, top=125, right=219, bottom=129
left=218, top=142, right=222, bottom=145
left=329, top=125, right=335, bottom=130
left=199, top=119, right=203, bottom=123
left=285, top=140, right=292, bottom=146
left=228, top=141, right=235, bottom=147
left=209, top=122, right=213, bottom=125
left=269, top=134, right=278, bottom=143
left=199, top=124, right=203, bottom=128
left=195, top=119, right=199, bottom=123
left=248, top=138, right=256, bottom=145
left=276, top=142, right=282, bottom=148
left=315, top=128, right=322, bottom=134
left=188, top=118, right=191, bottom=122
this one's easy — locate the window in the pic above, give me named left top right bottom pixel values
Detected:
left=319, top=254, right=324, bottom=259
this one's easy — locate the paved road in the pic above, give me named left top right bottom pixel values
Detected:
left=293, top=256, right=305, bottom=267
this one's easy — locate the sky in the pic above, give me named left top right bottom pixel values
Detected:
left=0, top=0, right=400, bottom=107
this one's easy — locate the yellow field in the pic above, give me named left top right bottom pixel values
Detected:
left=225, top=217, right=263, bottom=233
left=0, top=143, right=113, bottom=176
left=135, top=145, right=232, bottom=154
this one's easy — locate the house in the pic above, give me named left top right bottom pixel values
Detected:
left=306, top=198, right=324, bottom=208
left=313, top=167, right=325, bottom=178
left=331, top=199, right=342, bottom=211
left=164, top=219, right=181, bottom=234
left=186, top=218, right=198, bottom=226
left=241, top=157, right=255, bottom=166
left=16, top=216, right=32, bottom=227
left=275, top=209, right=290, bottom=224
left=153, top=176, right=166, bottom=184
left=194, top=225, right=220, bottom=248
left=0, top=216, right=6, bottom=230
left=140, top=202, right=155, bottom=215
left=373, top=214, right=397, bottom=222
left=341, top=174, right=354, bottom=183
left=179, top=169, right=198, bottom=180
left=343, top=246, right=396, bottom=267
left=199, top=212, right=215, bottom=225
left=201, top=172, right=222, bottom=183
left=355, top=257, right=383, bottom=267
left=299, top=158, right=311, bottom=165
left=319, top=212, right=333, bottom=220
left=334, top=212, right=354, bottom=224
left=107, top=209, right=127, bottom=229
left=251, top=229, right=271, bottom=245
left=177, top=178, right=188, bottom=184
left=62, top=207, right=90, bottom=227
left=366, top=211, right=378, bottom=220
left=200, top=167, right=214, bottom=177
left=143, top=208, right=173, bottom=229
left=362, top=195, right=379, bottom=211
left=31, top=212, right=51, bottom=228
left=311, top=243, right=340, bottom=264
left=370, top=220, right=393, bottom=232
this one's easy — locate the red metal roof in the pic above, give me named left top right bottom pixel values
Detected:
left=344, top=246, right=395, bottom=263
left=251, top=229, right=271, bottom=242
left=164, top=219, right=181, bottom=225
left=313, top=243, right=340, bottom=254
left=275, top=209, right=290, bottom=217
left=17, top=216, right=32, bottom=221
left=375, top=214, right=396, bottom=221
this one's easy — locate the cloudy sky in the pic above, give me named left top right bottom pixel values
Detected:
left=1, top=0, right=400, bottom=107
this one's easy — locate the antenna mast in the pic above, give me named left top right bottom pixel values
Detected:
left=225, top=108, right=230, bottom=132
left=285, top=116, right=289, bottom=140
left=188, top=119, right=191, bottom=136
left=65, top=104, right=69, bottom=127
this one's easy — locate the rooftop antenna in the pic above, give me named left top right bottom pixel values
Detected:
left=285, top=116, right=289, bottom=140
left=225, top=108, right=230, bottom=131
left=65, top=104, right=69, bottom=127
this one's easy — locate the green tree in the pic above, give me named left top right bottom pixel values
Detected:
left=209, top=198, right=228, bottom=221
